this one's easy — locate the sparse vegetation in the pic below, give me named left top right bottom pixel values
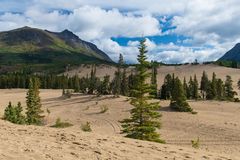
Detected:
left=81, top=122, right=92, bottom=132
left=191, top=137, right=200, bottom=149
left=99, top=105, right=109, bottom=113
left=3, top=102, right=25, bottom=124
left=51, top=118, right=73, bottom=128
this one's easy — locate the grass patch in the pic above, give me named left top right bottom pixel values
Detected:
left=81, top=122, right=92, bottom=132
left=51, top=118, right=73, bottom=128
left=191, top=137, right=200, bottom=149
left=99, top=105, right=108, bottom=113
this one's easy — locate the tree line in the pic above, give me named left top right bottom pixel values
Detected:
left=159, top=72, right=238, bottom=102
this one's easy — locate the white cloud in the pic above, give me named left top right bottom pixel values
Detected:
left=0, top=0, right=240, bottom=63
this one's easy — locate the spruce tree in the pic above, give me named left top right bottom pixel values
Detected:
left=188, top=76, right=194, bottom=99
left=112, top=54, right=123, bottom=97
left=121, top=39, right=163, bottom=143
left=98, top=75, right=110, bottom=95
left=216, top=79, right=224, bottom=100
left=170, top=77, right=192, bottom=112
left=183, top=77, right=190, bottom=99
left=193, top=74, right=199, bottom=100
left=225, top=75, right=236, bottom=100
left=211, top=72, right=217, bottom=99
left=121, top=68, right=129, bottom=96
left=26, top=77, right=44, bottom=125
left=4, top=102, right=25, bottom=124
left=163, top=74, right=173, bottom=99
left=88, top=65, right=97, bottom=94
left=150, top=62, right=158, bottom=98
left=200, top=71, right=208, bottom=99
left=73, top=75, right=80, bottom=92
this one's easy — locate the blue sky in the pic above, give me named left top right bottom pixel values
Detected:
left=0, top=0, right=240, bottom=63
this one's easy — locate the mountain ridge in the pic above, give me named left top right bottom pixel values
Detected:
left=0, top=26, right=113, bottom=73
left=218, top=43, right=240, bottom=62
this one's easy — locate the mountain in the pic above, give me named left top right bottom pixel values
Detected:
left=0, top=26, right=112, bottom=73
left=218, top=43, right=240, bottom=62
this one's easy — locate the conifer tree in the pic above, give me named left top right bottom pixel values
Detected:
left=73, top=75, right=80, bottom=92
left=26, top=77, right=44, bottom=125
left=160, top=74, right=172, bottom=99
left=112, top=54, right=123, bottom=97
left=193, top=74, right=199, bottom=99
left=183, top=77, right=190, bottom=99
left=200, top=71, right=208, bottom=99
left=211, top=72, right=217, bottom=99
left=121, top=39, right=163, bottom=143
left=188, top=76, right=194, bottom=99
left=150, top=62, right=158, bottom=98
left=121, top=68, right=129, bottom=96
left=225, top=75, right=236, bottom=100
left=216, top=79, right=224, bottom=100
left=4, top=102, right=25, bottom=124
left=170, top=77, right=192, bottom=112
left=88, top=65, right=97, bottom=94
left=98, top=75, right=110, bottom=95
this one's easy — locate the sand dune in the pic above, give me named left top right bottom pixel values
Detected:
left=0, top=89, right=240, bottom=159
left=65, top=64, right=240, bottom=94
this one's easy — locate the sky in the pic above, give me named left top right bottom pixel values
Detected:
left=0, top=0, right=240, bottom=63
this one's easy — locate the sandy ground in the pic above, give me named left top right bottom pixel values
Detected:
left=0, top=89, right=240, bottom=159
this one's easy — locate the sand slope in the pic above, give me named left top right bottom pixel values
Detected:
left=65, top=64, right=240, bottom=97
left=0, top=89, right=240, bottom=159
left=0, top=120, right=238, bottom=160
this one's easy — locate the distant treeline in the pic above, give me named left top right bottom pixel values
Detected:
left=0, top=60, right=239, bottom=102
left=159, top=72, right=239, bottom=102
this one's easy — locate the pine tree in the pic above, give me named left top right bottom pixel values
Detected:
left=211, top=72, right=217, bottom=99
left=88, top=65, right=97, bottom=94
left=170, top=77, right=192, bottom=112
left=4, top=102, right=14, bottom=122
left=188, top=76, right=194, bottom=99
left=150, top=62, right=158, bottom=98
left=225, top=75, right=236, bottom=100
left=193, top=74, right=199, bottom=100
left=112, top=54, right=123, bottom=97
left=4, top=102, right=25, bottom=124
left=121, top=68, right=129, bottom=96
left=73, top=75, right=80, bottom=92
left=98, top=75, right=110, bottom=95
left=160, top=74, right=172, bottom=99
left=216, top=79, right=224, bottom=100
left=26, top=77, right=44, bottom=125
left=121, top=39, right=164, bottom=143
left=200, top=71, right=208, bottom=99
left=183, top=77, right=190, bottom=99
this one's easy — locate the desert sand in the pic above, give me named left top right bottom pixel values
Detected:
left=0, top=89, right=239, bottom=160
left=0, top=64, right=240, bottom=160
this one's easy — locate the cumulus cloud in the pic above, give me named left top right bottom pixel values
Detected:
left=0, top=0, right=240, bottom=63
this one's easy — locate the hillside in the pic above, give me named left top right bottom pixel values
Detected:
left=219, top=43, right=240, bottom=62
left=65, top=64, right=240, bottom=93
left=0, top=89, right=239, bottom=160
left=0, top=27, right=112, bottom=73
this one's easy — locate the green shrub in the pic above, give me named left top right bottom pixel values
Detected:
left=81, top=122, right=92, bottom=132
left=51, top=118, right=73, bottom=128
left=99, top=105, right=108, bottom=113
left=4, top=102, right=25, bottom=124
left=191, top=137, right=200, bottom=149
